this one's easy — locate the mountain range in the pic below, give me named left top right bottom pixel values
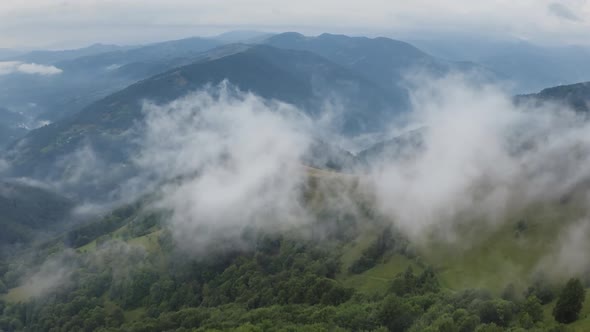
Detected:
left=1, top=32, right=500, bottom=195
left=1, top=31, right=590, bottom=331
left=0, top=37, right=223, bottom=127
left=2, top=31, right=589, bottom=151
left=3, top=32, right=590, bottom=201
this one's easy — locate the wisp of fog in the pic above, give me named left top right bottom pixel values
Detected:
left=134, top=82, right=313, bottom=252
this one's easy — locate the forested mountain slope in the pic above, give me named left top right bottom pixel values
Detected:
left=4, top=45, right=398, bottom=198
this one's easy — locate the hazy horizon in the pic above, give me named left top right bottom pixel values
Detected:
left=1, top=0, right=589, bottom=49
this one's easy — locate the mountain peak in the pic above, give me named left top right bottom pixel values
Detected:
left=266, top=32, right=307, bottom=43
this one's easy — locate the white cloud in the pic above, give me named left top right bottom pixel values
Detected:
left=0, top=61, right=62, bottom=76
left=105, top=64, right=121, bottom=71
left=17, top=250, right=78, bottom=299
left=368, top=73, right=590, bottom=241
left=537, top=219, right=590, bottom=280
left=135, top=82, right=312, bottom=253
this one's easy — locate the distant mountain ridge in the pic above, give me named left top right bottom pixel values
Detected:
left=517, top=81, right=590, bottom=112
left=4, top=44, right=402, bottom=198
left=412, top=38, right=590, bottom=93
left=3, top=43, right=135, bottom=64
left=0, top=31, right=496, bottom=150
left=264, top=32, right=495, bottom=94
left=0, top=37, right=224, bottom=126
left=0, top=32, right=525, bottom=200
left=54, top=37, right=222, bottom=73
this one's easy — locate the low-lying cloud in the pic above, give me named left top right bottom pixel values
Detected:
left=369, top=74, right=590, bottom=241
left=10, top=71, right=590, bottom=284
left=13, top=240, right=149, bottom=299
left=537, top=218, right=590, bottom=281
left=16, top=250, right=78, bottom=299
left=118, top=74, right=590, bottom=261
left=135, top=82, right=313, bottom=252
left=0, top=61, right=62, bottom=76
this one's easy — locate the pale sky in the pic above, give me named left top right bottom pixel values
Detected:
left=1, top=0, right=589, bottom=49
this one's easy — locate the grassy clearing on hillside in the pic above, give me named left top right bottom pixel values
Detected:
left=3, top=285, right=31, bottom=302
left=341, top=254, right=419, bottom=294
left=77, top=239, right=97, bottom=253
left=419, top=201, right=587, bottom=293
left=76, top=223, right=163, bottom=254
left=339, top=231, right=376, bottom=271
left=127, top=230, right=162, bottom=252
left=337, top=228, right=420, bottom=294
left=77, top=224, right=131, bottom=254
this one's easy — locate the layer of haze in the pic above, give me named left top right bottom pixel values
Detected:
left=370, top=75, right=590, bottom=239
left=0, top=1, right=589, bottom=48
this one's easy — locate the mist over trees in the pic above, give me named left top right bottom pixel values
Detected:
left=1, top=17, right=590, bottom=332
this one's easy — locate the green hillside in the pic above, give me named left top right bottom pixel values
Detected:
left=1, top=169, right=589, bottom=331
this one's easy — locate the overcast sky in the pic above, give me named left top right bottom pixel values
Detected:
left=1, top=0, right=589, bottom=49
